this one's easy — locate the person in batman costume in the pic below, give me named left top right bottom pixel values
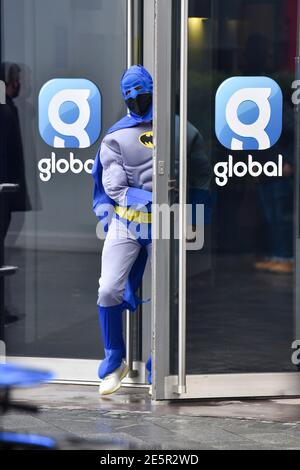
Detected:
left=92, top=65, right=153, bottom=395
left=92, top=65, right=212, bottom=396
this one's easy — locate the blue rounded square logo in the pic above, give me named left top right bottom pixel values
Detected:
left=215, top=76, right=283, bottom=151
left=39, top=78, right=101, bottom=149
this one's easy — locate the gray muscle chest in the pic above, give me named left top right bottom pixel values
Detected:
left=102, top=123, right=153, bottom=192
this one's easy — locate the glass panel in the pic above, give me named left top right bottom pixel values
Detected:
left=1, top=0, right=126, bottom=359
left=170, top=0, right=299, bottom=375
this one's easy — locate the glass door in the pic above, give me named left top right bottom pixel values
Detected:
left=0, top=0, right=146, bottom=383
left=152, top=0, right=300, bottom=399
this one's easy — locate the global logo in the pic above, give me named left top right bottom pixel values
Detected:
left=39, top=78, right=101, bottom=148
left=215, top=76, right=283, bottom=150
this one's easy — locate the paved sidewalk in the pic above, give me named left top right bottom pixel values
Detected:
left=2, top=384, right=300, bottom=450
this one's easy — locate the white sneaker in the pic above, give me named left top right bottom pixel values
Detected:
left=99, top=360, right=129, bottom=396
left=149, top=385, right=152, bottom=396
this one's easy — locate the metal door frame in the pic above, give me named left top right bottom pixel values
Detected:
left=151, top=0, right=300, bottom=400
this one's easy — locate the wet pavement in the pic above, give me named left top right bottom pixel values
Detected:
left=2, top=384, right=300, bottom=450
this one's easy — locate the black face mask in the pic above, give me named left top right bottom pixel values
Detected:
left=126, top=93, right=152, bottom=117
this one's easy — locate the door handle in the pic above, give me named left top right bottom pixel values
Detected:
left=0, top=184, right=19, bottom=194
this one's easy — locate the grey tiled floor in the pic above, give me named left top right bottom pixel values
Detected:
left=2, top=384, right=300, bottom=450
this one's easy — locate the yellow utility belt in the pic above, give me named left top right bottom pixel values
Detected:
left=114, top=206, right=152, bottom=224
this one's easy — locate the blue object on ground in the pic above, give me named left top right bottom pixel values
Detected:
left=0, top=432, right=56, bottom=449
left=0, top=364, right=54, bottom=388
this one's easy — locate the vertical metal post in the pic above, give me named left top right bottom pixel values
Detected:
left=152, top=0, right=172, bottom=400
left=127, top=0, right=134, bottom=68
left=126, top=0, right=135, bottom=377
left=178, top=0, right=188, bottom=395
left=295, top=0, right=300, bottom=342
left=0, top=193, right=4, bottom=342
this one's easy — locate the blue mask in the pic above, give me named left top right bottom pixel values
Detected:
left=121, top=65, right=153, bottom=123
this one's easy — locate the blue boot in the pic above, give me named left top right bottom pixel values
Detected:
left=146, top=356, right=152, bottom=385
left=98, top=304, right=126, bottom=380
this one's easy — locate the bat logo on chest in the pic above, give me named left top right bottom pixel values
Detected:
left=139, top=131, right=154, bottom=149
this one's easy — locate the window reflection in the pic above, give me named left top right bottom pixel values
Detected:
left=1, top=0, right=126, bottom=360
left=172, top=0, right=299, bottom=374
